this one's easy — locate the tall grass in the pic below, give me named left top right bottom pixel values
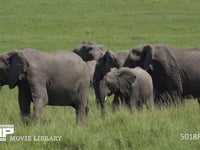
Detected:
left=0, top=0, right=200, bottom=149
left=0, top=88, right=200, bottom=149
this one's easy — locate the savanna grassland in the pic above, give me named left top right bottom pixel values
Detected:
left=0, top=0, right=200, bottom=149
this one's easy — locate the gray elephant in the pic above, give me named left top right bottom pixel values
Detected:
left=124, top=44, right=200, bottom=105
left=93, top=50, right=130, bottom=114
left=73, top=42, right=106, bottom=86
left=73, top=42, right=130, bottom=113
left=86, top=60, right=97, bottom=85
left=73, top=42, right=106, bottom=61
left=0, top=49, right=90, bottom=124
left=100, top=67, right=154, bottom=112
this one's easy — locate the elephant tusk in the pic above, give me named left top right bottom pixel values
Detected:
left=104, top=96, right=107, bottom=101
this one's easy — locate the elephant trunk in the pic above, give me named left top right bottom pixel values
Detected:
left=99, top=80, right=110, bottom=115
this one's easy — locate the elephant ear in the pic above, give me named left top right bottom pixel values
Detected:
left=89, top=44, right=106, bottom=60
left=103, top=50, right=118, bottom=70
left=104, top=50, right=115, bottom=62
left=118, top=70, right=136, bottom=94
left=7, top=52, right=28, bottom=89
left=142, top=45, right=154, bottom=71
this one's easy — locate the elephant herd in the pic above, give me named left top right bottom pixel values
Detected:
left=1, top=42, right=200, bottom=125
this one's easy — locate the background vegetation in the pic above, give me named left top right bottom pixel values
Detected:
left=0, top=0, right=200, bottom=149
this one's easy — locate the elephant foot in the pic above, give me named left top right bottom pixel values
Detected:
left=85, top=106, right=89, bottom=116
left=112, top=104, right=120, bottom=112
left=21, top=114, right=31, bottom=126
left=76, top=107, right=87, bottom=126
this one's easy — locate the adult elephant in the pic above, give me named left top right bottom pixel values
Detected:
left=93, top=50, right=130, bottom=114
left=73, top=42, right=106, bottom=85
left=124, top=44, right=200, bottom=105
left=0, top=49, right=90, bottom=124
left=86, top=60, right=97, bottom=86
left=73, top=42, right=106, bottom=61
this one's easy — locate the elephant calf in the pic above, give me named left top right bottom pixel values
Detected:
left=0, top=49, right=90, bottom=124
left=100, top=67, right=154, bottom=112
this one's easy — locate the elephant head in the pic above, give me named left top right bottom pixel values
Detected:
left=93, top=50, right=129, bottom=109
left=93, top=51, right=121, bottom=104
left=0, top=51, right=29, bottom=89
left=93, top=50, right=121, bottom=83
left=73, top=42, right=106, bottom=61
left=124, top=45, right=154, bottom=71
left=104, top=68, right=136, bottom=94
left=99, top=68, right=136, bottom=111
left=124, top=45, right=183, bottom=105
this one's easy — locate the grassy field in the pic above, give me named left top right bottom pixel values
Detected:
left=0, top=0, right=200, bottom=149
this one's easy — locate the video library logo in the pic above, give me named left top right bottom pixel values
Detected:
left=0, top=125, right=14, bottom=141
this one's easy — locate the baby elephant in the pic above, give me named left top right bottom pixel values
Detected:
left=100, top=67, right=154, bottom=113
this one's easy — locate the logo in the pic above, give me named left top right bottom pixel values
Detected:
left=0, top=124, right=62, bottom=142
left=0, top=125, right=14, bottom=141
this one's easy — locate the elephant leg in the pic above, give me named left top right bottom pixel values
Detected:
left=76, top=106, right=87, bottom=125
left=93, top=81, right=101, bottom=107
left=33, top=99, right=47, bottom=121
left=129, top=91, right=139, bottom=113
left=171, top=91, right=182, bottom=106
left=18, top=97, right=31, bottom=124
left=136, top=100, right=143, bottom=111
left=112, top=94, right=121, bottom=112
left=146, top=96, right=154, bottom=110
left=18, top=81, right=31, bottom=124
left=164, top=90, right=182, bottom=106
left=85, top=98, right=89, bottom=116
left=31, top=87, right=48, bottom=121
left=127, top=98, right=137, bottom=113
left=100, top=101, right=106, bottom=116
left=112, top=97, right=120, bottom=112
left=75, top=82, right=89, bottom=125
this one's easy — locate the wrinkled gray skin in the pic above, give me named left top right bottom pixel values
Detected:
left=73, top=42, right=106, bottom=86
left=124, top=45, right=200, bottom=105
left=73, top=42, right=106, bottom=61
left=86, top=60, right=97, bottom=85
left=93, top=50, right=130, bottom=114
left=0, top=49, right=90, bottom=125
left=100, top=67, right=154, bottom=112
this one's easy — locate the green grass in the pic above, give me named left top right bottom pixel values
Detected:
left=0, top=0, right=200, bottom=149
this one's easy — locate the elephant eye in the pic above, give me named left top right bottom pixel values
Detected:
left=132, top=50, right=136, bottom=54
left=132, top=50, right=140, bottom=55
left=132, top=50, right=140, bottom=56
left=136, top=51, right=140, bottom=56
left=82, top=46, right=86, bottom=49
